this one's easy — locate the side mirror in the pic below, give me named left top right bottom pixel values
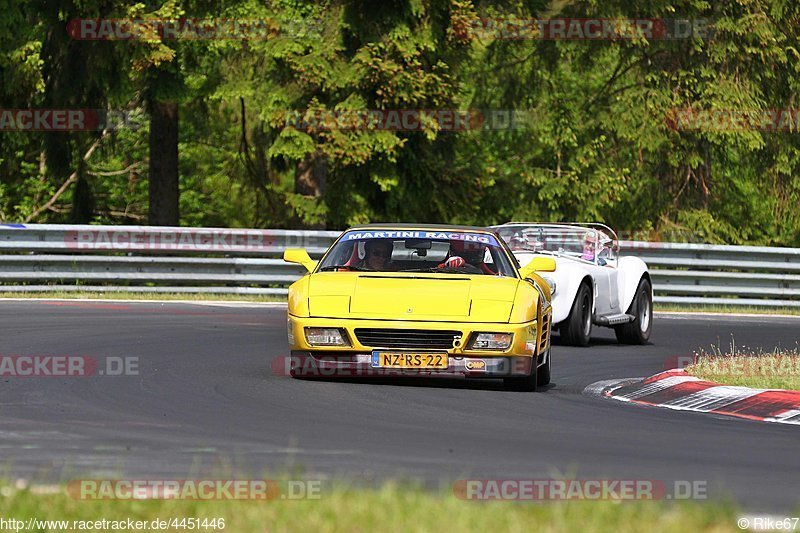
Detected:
left=284, top=248, right=317, bottom=273
left=519, top=256, right=556, bottom=278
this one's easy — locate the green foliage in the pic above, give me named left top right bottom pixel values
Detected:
left=0, top=0, right=798, bottom=245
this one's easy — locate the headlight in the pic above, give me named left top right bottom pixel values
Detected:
left=287, top=318, right=295, bottom=345
left=542, top=277, right=557, bottom=295
left=468, top=333, right=513, bottom=351
left=305, top=327, right=349, bottom=347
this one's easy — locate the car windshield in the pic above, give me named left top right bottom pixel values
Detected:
left=494, top=225, right=615, bottom=264
left=318, top=230, right=516, bottom=277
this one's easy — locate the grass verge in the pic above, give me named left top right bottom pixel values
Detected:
left=686, top=341, right=800, bottom=390
left=0, top=482, right=745, bottom=533
left=655, top=303, right=800, bottom=316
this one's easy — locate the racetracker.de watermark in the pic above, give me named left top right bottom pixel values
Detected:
left=271, top=355, right=531, bottom=378
left=67, top=479, right=322, bottom=500
left=67, top=18, right=322, bottom=40
left=455, top=18, right=711, bottom=40
left=453, top=479, right=707, bottom=500
left=281, top=109, right=534, bottom=132
left=65, top=228, right=282, bottom=252
left=0, top=109, right=140, bottom=132
left=665, top=108, right=800, bottom=132
left=0, top=355, right=138, bottom=377
left=615, top=228, right=707, bottom=246
left=665, top=355, right=800, bottom=376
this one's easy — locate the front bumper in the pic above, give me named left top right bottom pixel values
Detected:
left=283, top=316, right=540, bottom=379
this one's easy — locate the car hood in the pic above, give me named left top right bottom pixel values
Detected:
left=307, top=273, right=519, bottom=322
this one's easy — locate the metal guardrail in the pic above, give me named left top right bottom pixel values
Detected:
left=0, top=223, right=798, bottom=307
left=0, top=223, right=338, bottom=296
left=619, top=241, right=800, bottom=306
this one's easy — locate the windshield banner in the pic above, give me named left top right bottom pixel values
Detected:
left=342, top=230, right=499, bottom=246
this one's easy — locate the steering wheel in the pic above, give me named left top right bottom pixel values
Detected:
left=439, top=262, right=482, bottom=274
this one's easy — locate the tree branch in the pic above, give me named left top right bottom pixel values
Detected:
left=24, top=130, right=108, bottom=223
left=87, top=160, right=145, bottom=177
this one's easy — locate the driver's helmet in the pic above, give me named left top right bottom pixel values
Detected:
left=450, top=240, right=486, bottom=264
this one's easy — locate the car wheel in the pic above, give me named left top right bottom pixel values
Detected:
left=561, top=282, right=592, bottom=346
left=503, top=357, right=538, bottom=392
left=536, top=346, right=551, bottom=386
left=615, top=278, right=653, bottom=344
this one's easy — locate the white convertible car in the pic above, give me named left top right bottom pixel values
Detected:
left=492, top=223, right=652, bottom=346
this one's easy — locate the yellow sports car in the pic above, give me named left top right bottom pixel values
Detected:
left=283, top=224, right=556, bottom=391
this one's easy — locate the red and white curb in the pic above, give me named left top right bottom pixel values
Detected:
left=588, top=369, right=800, bottom=426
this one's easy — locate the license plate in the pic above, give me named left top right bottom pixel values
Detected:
left=371, top=351, right=448, bottom=369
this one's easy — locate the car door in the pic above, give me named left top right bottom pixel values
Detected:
left=591, top=242, right=622, bottom=316
left=604, top=266, right=621, bottom=313
left=585, top=262, right=620, bottom=316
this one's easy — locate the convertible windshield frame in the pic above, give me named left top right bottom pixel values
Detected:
left=492, top=223, right=618, bottom=266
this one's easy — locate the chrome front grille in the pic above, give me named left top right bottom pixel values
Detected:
left=354, top=329, right=461, bottom=350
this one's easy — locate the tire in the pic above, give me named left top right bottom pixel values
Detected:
left=503, top=357, right=538, bottom=392
left=561, top=283, right=593, bottom=346
left=503, top=347, right=551, bottom=392
left=536, top=347, right=551, bottom=386
left=615, top=277, right=653, bottom=344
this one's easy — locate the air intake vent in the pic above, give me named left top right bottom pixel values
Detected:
left=354, top=329, right=461, bottom=350
left=539, top=312, right=551, bottom=354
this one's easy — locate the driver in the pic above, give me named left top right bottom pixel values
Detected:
left=582, top=230, right=611, bottom=266
left=582, top=231, right=598, bottom=262
left=361, top=239, right=392, bottom=270
left=438, top=240, right=497, bottom=275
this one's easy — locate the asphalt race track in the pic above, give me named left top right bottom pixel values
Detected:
left=1, top=300, right=798, bottom=511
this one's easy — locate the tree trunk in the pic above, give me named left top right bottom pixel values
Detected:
left=70, top=171, right=94, bottom=223
left=148, top=102, right=179, bottom=226
left=294, top=152, right=326, bottom=198
left=293, top=152, right=327, bottom=229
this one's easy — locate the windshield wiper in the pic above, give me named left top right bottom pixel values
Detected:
left=318, top=265, right=375, bottom=272
left=398, top=267, right=460, bottom=273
